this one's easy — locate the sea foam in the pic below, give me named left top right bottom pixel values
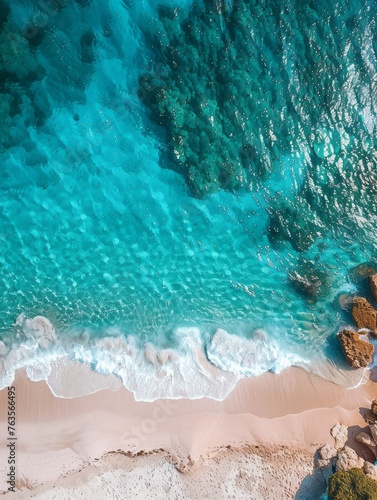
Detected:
left=1, top=313, right=363, bottom=402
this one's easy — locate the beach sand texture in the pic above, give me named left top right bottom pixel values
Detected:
left=0, top=365, right=376, bottom=498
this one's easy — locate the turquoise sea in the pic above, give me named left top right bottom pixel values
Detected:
left=1, top=0, right=377, bottom=400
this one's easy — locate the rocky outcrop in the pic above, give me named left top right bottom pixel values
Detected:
left=363, top=411, right=377, bottom=426
left=370, top=274, right=377, bottom=303
left=337, top=329, right=374, bottom=368
left=364, top=461, right=377, bottom=481
left=336, top=446, right=365, bottom=471
left=330, top=423, right=348, bottom=450
left=369, top=425, right=377, bottom=447
left=352, top=297, right=377, bottom=331
left=323, top=401, right=377, bottom=494
left=356, top=432, right=377, bottom=458
left=372, top=399, right=377, bottom=417
left=319, top=444, right=338, bottom=461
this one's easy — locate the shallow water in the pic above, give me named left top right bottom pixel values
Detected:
left=0, top=0, right=376, bottom=400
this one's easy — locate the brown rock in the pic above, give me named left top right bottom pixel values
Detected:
left=351, top=263, right=377, bottom=282
left=371, top=274, right=377, bottom=302
left=338, top=329, right=374, bottom=368
left=370, top=424, right=377, bottom=446
left=352, top=297, right=377, bottom=330
left=356, top=431, right=377, bottom=458
left=372, top=399, right=377, bottom=417
left=364, top=411, right=377, bottom=426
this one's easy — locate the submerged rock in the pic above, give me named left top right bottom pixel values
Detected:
left=288, top=259, right=330, bottom=302
left=337, top=329, right=374, bottom=369
left=338, top=293, right=354, bottom=312
left=267, top=196, right=325, bottom=252
left=352, top=297, right=377, bottom=332
left=349, top=262, right=377, bottom=283
left=370, top=274, right=377, bottom=302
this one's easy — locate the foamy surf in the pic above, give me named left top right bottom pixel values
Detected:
left=0, top=314, right=368, bottom=402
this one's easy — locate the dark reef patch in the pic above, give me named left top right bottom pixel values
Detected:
left=138, top=0, right=377, bottom=253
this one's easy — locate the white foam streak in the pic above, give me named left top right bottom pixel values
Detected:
left=0, top=314, right=369, bottom=402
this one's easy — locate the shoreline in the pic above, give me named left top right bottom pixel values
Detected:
left=0, top=365, right=376, bottom=497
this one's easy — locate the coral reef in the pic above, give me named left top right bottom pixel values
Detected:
left=137, top=0, right=342, bottom=200
left=267, top=196, right=326, bottom=252
left=0, top=10, right=44, bottom=148
left=0, top=29, right=42, bottom=81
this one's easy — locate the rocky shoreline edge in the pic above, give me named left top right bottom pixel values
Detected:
left=318, top=399, right=377, bottom=499
left=338, top=270, right=377, bottom=369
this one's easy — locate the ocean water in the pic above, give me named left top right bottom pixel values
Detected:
left=0, top=0, right=377, bottom=400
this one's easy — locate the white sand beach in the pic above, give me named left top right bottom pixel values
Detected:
left=0, top=362, right=376, bottom=498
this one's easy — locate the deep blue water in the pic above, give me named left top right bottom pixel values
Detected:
left=0, top=0, right=377, bottom=400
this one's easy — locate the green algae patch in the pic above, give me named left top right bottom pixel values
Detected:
left=328, top=468, right=377, bottom=500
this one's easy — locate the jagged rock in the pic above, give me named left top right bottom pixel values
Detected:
left=336, top=446, right=365, bottom=471
left=331, top=423, right=349, bottom=450
left=364, top=461, right=377, bottom=481
left=364, top=411, right=377, bottom=426
left=352, top=297, right=377, bottom=331
left=356, top=431, right=377, bottom=458
left=372, top=400, right=377, bottom=417
left=337, top=329, right=374, bottom=368
left=371, top=274, right=377, bottom=302
left=369, top=424, right=377, bottom=446
left=319, top=444, right=338, bottom=461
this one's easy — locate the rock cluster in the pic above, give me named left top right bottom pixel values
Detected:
left=337, top=271, right=377, bottom=368
left=319, top=400, right=377, bottom=484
